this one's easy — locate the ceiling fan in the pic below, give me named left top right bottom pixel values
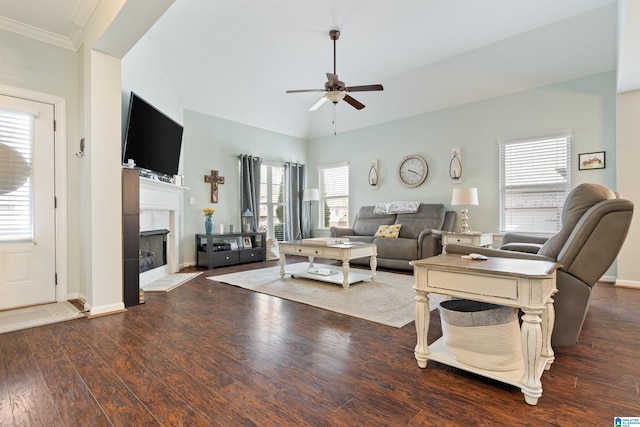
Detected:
left=286, top=29, right=383, bottom=111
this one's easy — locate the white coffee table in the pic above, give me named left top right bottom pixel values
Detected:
left=278, top=241, right=377, bottom=288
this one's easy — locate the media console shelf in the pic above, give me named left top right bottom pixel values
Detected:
left=195, top=232, right=266, bottom=269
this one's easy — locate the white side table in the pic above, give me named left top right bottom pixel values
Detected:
left=442, top=232, right=493, bottom=252
left=411, top=254, right=561, bottom=405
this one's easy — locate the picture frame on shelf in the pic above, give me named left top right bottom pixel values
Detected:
left=579, top=151, right=605, bottom=170
left=242, top=237, right=252, bottom=248
left=229, top=239, right=239, bottom=250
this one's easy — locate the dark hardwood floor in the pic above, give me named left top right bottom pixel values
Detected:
left=1, top=258, right=639, bottom=426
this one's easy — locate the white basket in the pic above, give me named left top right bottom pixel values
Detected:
left=439, top=300, right=523, bottom=372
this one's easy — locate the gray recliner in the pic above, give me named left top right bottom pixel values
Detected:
left=444, top=183, right=634, bottom=346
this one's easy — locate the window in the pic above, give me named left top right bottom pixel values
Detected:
left=499, top=131, right=571, bottom=234
left=319, top=162, right=349, bottom=228
left=0, top=109, right=33, bottom=240
left=259, top=162, right=286, bottom=241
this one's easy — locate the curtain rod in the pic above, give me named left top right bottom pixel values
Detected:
left=235, top=154, right=304, bottom=167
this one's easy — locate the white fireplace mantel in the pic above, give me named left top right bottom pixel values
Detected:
left=139, top=177, right=186, bottom=280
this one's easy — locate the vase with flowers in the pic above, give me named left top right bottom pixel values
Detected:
left=203, top=207, right=216, bottom=234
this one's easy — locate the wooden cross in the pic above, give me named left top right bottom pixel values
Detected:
left=204, top=170, right=225, bottom=203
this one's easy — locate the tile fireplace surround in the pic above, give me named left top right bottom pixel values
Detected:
left=139, top=177, right=184, bottom=287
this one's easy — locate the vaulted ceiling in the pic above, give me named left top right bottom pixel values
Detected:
left=0, top=0, right=619, bottom=139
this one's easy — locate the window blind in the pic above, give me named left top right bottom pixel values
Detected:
left=0, top=109, right=34, bottom=240
left=499, top=131, right=571, bottom=234
left=319, top=162, right=349, bottom=228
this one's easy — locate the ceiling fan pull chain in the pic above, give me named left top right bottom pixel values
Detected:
left=333, top=104, right=337, bottom=135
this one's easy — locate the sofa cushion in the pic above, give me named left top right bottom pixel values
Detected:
left=374, top=237, right=418, bottom=260
left=396, top=204, right=446, bottom=239
left=352, top=206, right=396, bottom=236
left=374, top=224, right=402, bottom=238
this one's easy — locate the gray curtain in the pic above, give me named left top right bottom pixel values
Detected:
left=284, top=162, right=306, bottom=240
left=239, top=155, right=261, bottom=232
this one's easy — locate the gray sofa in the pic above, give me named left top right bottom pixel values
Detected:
left=330, top=203, right=456, bottom=271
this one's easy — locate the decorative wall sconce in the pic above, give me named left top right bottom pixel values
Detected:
left=369, top=160, right=379, bottom=189
left=449, top=148, right=462, bottom=183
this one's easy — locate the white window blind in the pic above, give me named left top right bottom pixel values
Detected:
left=0, top=109, right=34, bottom=240
left=499, top=131, right=571, bottom=234
left=319, top=163, right=349, bottom=228
left=259, top=162, right=286, bottom=241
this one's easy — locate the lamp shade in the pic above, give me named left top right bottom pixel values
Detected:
left=451, top=187, right=478, bottom=206
left=303, top=188, right=320, bottom=201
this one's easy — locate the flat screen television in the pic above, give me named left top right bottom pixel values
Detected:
left=122, top=92, right=183, bottom=178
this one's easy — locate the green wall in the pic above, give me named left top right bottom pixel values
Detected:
left=181, top=111, right=307, bottom=265
left=308, top=71, right=616, bottom=235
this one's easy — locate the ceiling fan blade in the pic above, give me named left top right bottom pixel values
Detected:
left=343, top=95, right=365, bottom=110
left=326, top=73, right=339, bottom=87
left=346, top=84, right=384, bottom=92
left=309, top=96, right=328, bottom=111
left=286, top=89, right=325, bottom=93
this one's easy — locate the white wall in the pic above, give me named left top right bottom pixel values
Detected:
left=122, top=36, right=184, bottom=139
left=616, top=89, right=640, bottom=287
left=308, top=72, right=617, bottom=236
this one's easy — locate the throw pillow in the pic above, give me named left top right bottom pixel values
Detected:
left=374, top=224, right=402, bottom=238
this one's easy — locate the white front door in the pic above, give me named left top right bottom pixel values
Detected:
left=0, top=95, right=56, bottom=310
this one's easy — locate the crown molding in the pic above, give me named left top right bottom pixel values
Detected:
left=0, top=15, right=80, bottom=51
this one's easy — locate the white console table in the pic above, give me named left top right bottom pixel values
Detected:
left=411, top=254, right=561, bottom=405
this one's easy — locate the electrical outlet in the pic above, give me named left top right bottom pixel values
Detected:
left=189, top=197, right=196, bottom=205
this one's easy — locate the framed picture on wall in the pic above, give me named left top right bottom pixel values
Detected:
left=579, top=151, right=605, bottom=170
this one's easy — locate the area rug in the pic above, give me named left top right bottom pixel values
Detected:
left=207, top=263, right=444, bottom=328
left=141, top=272, right=202, bottom=293
left=0, top=301, right=85, bottom=335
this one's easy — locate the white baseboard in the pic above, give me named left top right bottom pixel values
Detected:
left=89, top=302, right=126, bottom=317
left=614, top=279, right=640, bottom=289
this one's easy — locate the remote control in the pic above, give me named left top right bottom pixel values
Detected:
left=461, top=253, right=488, bottom=261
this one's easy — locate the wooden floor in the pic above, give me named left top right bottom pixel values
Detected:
left=1, top=258, right=639, bottom=426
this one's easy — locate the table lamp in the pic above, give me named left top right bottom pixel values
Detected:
left=451, top=187, right=478, bottom=234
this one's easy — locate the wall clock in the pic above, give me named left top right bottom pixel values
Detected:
left=397, top=154, right=428, bottom=187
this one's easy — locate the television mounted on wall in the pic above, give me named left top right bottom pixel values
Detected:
left=122, top=92, right=183, bottom=179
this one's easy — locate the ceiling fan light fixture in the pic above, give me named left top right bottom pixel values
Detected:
left=325, top=90, right=346, bottom=103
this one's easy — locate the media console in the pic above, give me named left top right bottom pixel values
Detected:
left=195, top=232, right=266, bottom=269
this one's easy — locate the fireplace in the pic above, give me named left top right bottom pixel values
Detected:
left=139, top=229, right=169, bottom=273
left=139, top=177, right=184, bottom=287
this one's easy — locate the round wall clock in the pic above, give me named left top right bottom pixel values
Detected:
left=397, top=154, right=428, bottom=187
